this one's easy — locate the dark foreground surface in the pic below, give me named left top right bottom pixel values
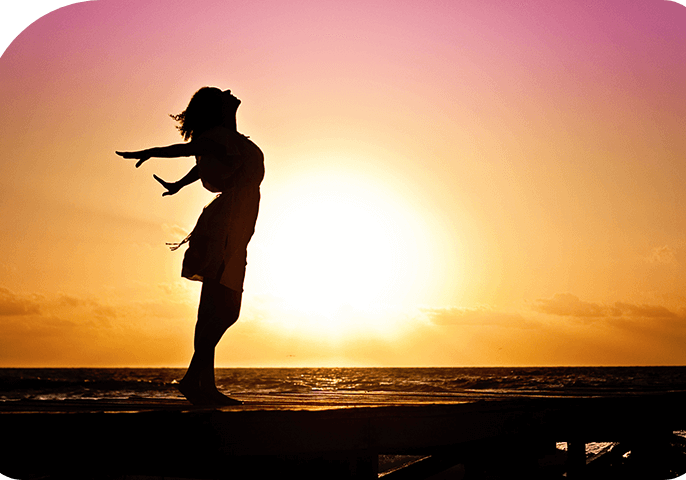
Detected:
left=2, top=393, right=686, bottom=480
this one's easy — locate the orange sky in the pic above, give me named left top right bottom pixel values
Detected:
left=1, top=0, right=686, bottom=367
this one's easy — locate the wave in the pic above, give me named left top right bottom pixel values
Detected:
left=2, top=366, right=686, bottom=401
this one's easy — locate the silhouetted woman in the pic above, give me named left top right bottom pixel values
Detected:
left=117, top=87, right=264, bottom=405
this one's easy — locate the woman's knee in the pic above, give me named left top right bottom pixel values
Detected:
left=195, top=281, right=242, bottom=345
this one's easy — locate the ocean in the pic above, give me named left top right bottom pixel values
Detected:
left=2, top=366, right=686, bottom=403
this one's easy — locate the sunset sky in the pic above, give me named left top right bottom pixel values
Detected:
left=1, top=0, right=686, bottom=367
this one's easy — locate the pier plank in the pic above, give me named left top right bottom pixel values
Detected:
left=1, top=393, right=685, bottom=479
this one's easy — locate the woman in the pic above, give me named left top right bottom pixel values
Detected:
left=117, top=87, right=264, bottom=405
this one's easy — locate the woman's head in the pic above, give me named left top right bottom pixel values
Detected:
left=170, top=87, right=223, bottom=141
left=222, top=90, right=241, bottom=116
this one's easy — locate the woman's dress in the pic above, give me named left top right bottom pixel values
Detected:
left=181, top=126, right=264, bottom=292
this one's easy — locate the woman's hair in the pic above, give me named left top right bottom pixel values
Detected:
left=170, top=87, right=223, bottom=141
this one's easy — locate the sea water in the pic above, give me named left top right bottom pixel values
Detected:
left=2, top=366, right=685, bottom=402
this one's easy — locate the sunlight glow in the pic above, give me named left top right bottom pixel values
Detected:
left=255, top=164, right=444, bottom=337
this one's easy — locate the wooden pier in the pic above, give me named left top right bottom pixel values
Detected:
left=1, top=393, right=686, bottom=479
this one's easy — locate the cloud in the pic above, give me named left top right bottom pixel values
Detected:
left=0, top=315, right=78, bottom=338
left=57, top=294, right=84, bottom=307
left=1, top=284, right=196, bottom=324
left=532, top=293, right=606, bottom=317
left=0, top=285, right=197, bottom=366
left=532, top=293, right=680, bottom=320
left=0, top=287, right=41, bottom=316
left=613, top=302, right=678, bottom=319
left=421, top=306, right=534, bottom=328
left=647, top=245, right=677, bottom=265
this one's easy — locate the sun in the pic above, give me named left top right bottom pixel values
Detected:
left=250, top=165, right=445, bottom=337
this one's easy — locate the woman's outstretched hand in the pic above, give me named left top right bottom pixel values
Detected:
left=153, top=174, right=182, bottom=196
left=116, top=151, right=150, bottom=168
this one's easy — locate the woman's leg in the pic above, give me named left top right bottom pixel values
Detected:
left=179, top=279, right=241, bottom=404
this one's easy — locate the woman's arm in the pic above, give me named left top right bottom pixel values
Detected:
left=153, top=166, right=200, bottom=196
left=116, top=143, right=194, bottom=168
left=116, top=138, right=225, bottom=168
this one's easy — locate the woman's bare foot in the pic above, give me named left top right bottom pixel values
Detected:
left=205, top=389, right=242, bottom=406
left=177, top=379, right=211, bottom=405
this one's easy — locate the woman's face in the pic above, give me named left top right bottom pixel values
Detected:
left=222, top=90, right=241, bottom=115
